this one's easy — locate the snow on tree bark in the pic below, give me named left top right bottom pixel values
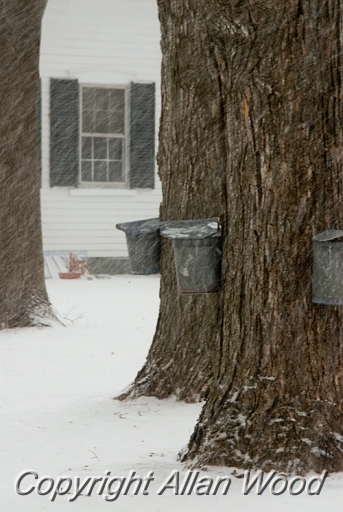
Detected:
left=0, top=0, right=53, bottom=328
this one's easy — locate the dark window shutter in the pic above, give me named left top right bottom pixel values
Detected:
left=130, top=82, right=155, bottom=188
left=38, top=79, right=42, bottom=185
left=50, top=78, right=79, bottom=187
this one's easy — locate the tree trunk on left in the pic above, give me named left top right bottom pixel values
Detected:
left=0, top=0, right=52, bottom=328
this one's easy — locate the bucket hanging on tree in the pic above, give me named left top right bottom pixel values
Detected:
left=312, top=229, right=343, bottom=305
left=161, top=218, right=222, bottom=294
left=116, top=218, right=162, bottom=275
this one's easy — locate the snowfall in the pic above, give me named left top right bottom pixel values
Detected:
left=1, top=275, right=342, bottom=511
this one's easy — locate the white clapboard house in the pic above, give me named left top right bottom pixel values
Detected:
left=39, top=0, right=162, bottom=275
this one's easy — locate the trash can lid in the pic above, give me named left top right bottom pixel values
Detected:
left=313, top=229, right=343, bottom=242
left=116, top=217, right=161, bottom=235
left=161, top=217, right=220, bottom=239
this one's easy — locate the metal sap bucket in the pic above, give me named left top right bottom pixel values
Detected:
left=161, top=218, right=222, bottom=294
left=116, top=218, right=161, bottom=275
left=312, top=229, right=343, bottom=305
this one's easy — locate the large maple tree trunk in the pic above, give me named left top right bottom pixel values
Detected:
left=127, top=0, right=343, bottom=473
left=183, top=0, right=343, bottom=473
left=0, top=0, right=52, bottom=328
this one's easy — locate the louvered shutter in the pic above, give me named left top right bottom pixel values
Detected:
left=50, top=78, right=79, bottom=187
left=129, top=82, right=155, bottom=188
left=38, top=79, right=42, bottom=184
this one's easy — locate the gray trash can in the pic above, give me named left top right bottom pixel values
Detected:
left=312, top=229, right=343, bottom=305
left=161, top=218, right=222, bottom=294
left=116, top=218, right=162, bottom=275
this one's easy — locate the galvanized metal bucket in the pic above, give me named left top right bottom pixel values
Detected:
left=161, top=218, right=222, bottom=294
left=116, top=218, right=161, bottom=275
left=312, top=229, right=343, bottom=305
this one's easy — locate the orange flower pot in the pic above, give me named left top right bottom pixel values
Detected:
left=58, top=272, right=81, bottom=279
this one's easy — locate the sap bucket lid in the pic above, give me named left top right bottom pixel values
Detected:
left=161, top=217, right=221, bottom=240
left=313, top=229, right=343, bottom=242
left=116, top=218, right=161, bottom=235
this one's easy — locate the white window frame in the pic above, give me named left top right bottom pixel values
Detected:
left=79, top=83, right=129, bottom=188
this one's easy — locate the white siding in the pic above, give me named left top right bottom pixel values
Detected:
left=39, top=0, right=162, bottom=257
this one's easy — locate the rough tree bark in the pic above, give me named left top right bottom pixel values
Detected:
left=0, top=0, right=53, bottom=328
left=126, top=0, right=343, bottom=473
left=183, top=0, right=343, bottom=474
left=120, top=1, right=228, bottom=403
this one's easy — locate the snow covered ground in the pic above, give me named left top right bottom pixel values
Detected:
left=1, top=275, right=342, bottom=511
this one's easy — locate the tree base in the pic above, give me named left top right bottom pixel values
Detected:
left=182, top=384, right=343, bottom=474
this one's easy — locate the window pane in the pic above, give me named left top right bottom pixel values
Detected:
left=109, top=161, right=124, bottom=182
left=93, top=137, right=107, bottom=159
left=94, top=161, right=107, bottom=182
left=83, top=110, right=94, bottom=133
left=82, top=137, right=92, bottom=159
left=81, top=161, right=92, bottom=181
left=95, top=88, right=109, bottom=110
left=109, top=89, right=125, bottom=111
left=95, top=110, right=109, bottom=133
left=82, top=88, right=95, bottom=110
left=109, top=89, right=125, bottom=133
left=109, top=111, right=125, bottom=134
left=109, top=138, right=122, bottom=160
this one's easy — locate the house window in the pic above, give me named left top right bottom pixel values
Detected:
left=80, top=86, right=126, bottom=184
left=50, top=78, right=155, bottom=188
